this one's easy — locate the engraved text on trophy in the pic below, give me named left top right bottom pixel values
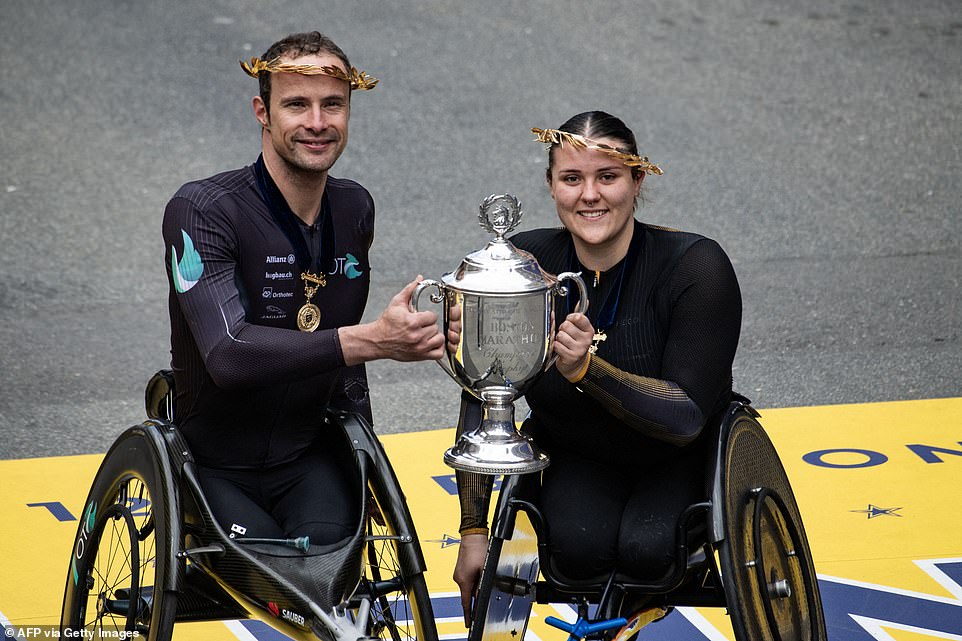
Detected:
left=460, top=296, right=549, bottom=388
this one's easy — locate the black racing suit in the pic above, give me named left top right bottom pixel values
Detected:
left=456, top=220, right=742, bottom=581
left=162, top=158, right=374, bottom=544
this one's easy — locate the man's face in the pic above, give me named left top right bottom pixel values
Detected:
left=254, top=52, right=351, bottom=177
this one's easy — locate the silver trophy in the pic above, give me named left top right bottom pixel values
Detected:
left=412, top=194, right=587, bottom=474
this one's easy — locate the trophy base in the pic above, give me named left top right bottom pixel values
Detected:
left=444, top=431, right=550, bottom=475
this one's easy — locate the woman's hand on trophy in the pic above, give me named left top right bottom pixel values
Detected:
left=553, top=312, right=593, bottom=382
left=454, top=532, right=488, bottom=627
left=339, top=278, right=446, bottom=365
left=446, top=299, right=462, bottom=355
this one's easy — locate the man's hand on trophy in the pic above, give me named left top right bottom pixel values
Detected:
left=553, top=312, right=594, bottom=382
left=382, top=278, right=447, bottom=361
left=339, top=278, right=445, bottom=365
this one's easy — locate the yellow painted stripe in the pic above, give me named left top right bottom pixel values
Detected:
left=2, top=397, right=960, bottom=640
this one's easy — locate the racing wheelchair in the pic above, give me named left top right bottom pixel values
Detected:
left=468, top=397, right=826, bottom=641
left=61, top=370, right=439, bottom=641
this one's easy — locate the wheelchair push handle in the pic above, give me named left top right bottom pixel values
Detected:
left=544, top=614, right=627, bottom=641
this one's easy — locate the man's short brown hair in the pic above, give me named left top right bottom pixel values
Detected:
left=258, top=32, right=352, bottom=113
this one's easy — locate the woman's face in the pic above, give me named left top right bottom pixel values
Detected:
left=548, top=138, right=643, bottom=258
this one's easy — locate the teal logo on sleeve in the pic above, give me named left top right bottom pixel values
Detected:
left=172, top=230, right=204, bottom=293
left=344, top=253, right=363, bottom=279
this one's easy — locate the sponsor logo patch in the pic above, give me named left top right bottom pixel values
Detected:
left=172, top=230, right=204, bottom=293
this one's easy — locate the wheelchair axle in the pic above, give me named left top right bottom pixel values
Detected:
left=346, top=576, right=405, bottom=604
left=99, top=587, right=152, bottom=619
left=769, top=578, right=792, bottom=599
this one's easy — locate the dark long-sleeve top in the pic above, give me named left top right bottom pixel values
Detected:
left=457, top=220, right=742, bottom=532
left=162, top=160, right=375, bottom=469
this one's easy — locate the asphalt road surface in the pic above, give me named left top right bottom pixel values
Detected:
left=1, top=0, right=959, bottom=459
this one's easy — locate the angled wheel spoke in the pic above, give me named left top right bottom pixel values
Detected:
left=351, top=491, right=432, bottom=640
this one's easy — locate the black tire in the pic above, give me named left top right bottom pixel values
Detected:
left=63, top=503, right=140, bottom=633
left=361, top=486, right=438, bottom=641
left=62, top=427, right=178, bottom=640
left=718, top=414, right=826, bottom=641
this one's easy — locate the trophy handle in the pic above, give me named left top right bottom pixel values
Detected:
left=411, top=279, right=445, bottom=309
left=556, top=271, right=589, bottom=315
left=546, top=271, right=589, bottom=370
left=410, top=279, right=460, bottom=381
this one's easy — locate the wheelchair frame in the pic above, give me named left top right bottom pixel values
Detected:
left=468, top=399, right=826, bottom=641
left=60, top=372, right=439, bottom=641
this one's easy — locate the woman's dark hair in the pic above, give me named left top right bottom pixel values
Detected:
left=546, top=111, right=642, bottom=180
left=258, top=31, right=352, bottom=115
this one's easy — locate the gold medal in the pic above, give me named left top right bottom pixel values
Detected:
left=297, top=303, right=322, bottom=332
left=298, top=271, right=327, bottom=332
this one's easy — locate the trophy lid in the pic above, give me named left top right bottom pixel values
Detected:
left=441, top=194, right=556, bottom=295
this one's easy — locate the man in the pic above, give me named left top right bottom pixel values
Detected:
left=162, top=32, right=443, bottom=546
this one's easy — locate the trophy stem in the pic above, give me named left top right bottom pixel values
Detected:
left=444, top=387, right=550, bottom=475
left=478, top=388, right=517, bottom=437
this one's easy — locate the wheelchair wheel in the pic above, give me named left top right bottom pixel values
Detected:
left=468, top=501, right=540, bottom=641
left=718, top=413, right=826, bottom=641
left=63, top=503, right=140, bottom=633
left=62, top=426, right=178, bottom=640
left=361, top=487, right=437, bottom=641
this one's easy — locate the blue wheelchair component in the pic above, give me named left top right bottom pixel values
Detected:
left=544, top=614, right=628, bottom=641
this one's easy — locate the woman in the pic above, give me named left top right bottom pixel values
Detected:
left=452, top=111, right=742, bottom=626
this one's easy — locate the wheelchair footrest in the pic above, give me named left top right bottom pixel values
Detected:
left=544, top=615, right=628, bottom=641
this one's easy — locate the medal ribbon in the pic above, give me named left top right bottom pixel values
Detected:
left=253, top=154, right=335, bottom=277
left=566, top=225, right=644, bottom=336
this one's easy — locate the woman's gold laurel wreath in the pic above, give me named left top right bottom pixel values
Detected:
left=532, top=127, right=663, bottom=176
left=240, top=57, right=379, bottom=91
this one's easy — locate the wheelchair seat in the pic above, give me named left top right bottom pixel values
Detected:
left=468, top=397, right=826, bottom=641
left=62, top=370, right=438, bottom=641
left=176, top=417, right=370, bottom=620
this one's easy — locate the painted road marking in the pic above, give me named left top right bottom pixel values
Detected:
left=2, top=398, right=960, bottom=639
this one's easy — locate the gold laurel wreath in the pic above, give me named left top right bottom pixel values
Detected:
left=239, top=56, right=379, bottom=91
left=532, top=127, right=663, bottom=176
